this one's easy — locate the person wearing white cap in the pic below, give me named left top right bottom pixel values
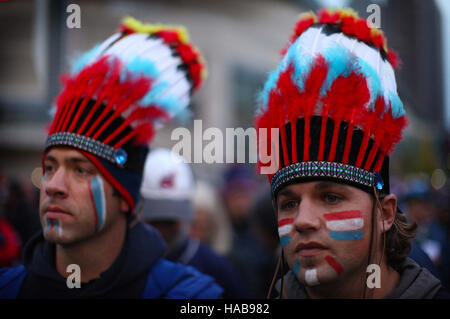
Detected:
left=139, top=148, right=249, bottom=298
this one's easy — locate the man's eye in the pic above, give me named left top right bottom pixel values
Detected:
left=76, top=167, right=89, bottom=174
left=325, top=194, right=341, bottom=204
left=44, top=166, right=53, bottom=173
left=281, top=200, right=298, bottom=210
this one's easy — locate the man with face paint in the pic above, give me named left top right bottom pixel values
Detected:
left=0, top=17, right=222, bottom=299
left=255, top=9, right=449, bottom=299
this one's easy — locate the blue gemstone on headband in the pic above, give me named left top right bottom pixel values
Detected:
left=114, top=148, right=127, bottom=165
left=374, top=172, right=384, bottom=190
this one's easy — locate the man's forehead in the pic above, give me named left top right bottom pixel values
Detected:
left=45, top=147, right=90, bottom=162
left=277, top=180, right=352, bottom=197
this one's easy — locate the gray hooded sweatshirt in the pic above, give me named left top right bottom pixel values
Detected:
left=275, top=258, right=443, bottom=299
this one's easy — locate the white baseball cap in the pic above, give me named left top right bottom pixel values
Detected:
left=138, top=148, right=194, bottom=221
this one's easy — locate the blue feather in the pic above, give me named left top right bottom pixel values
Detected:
left=71, top=44, right=102, bottom=74
left=388, top=91, right=405, bottom=118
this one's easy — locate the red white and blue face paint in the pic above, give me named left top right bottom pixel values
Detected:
left=88, top=175, right=107, bottom=232
left=44, top=217, right=63, bottom=236
left=278, top=218, right=294, bottom=247
left=324, top=210, right=364, bottom=241
left=282, top=208, right=365, bottom=287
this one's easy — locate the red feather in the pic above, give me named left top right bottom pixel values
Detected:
left=77, top=57, right=123, bottom=135
left=119, top=25, right=135, bottom=34
left=277, top=64, right=304, bottom=124
left=266, top=89, right=286, bottom=129
left=318, top=9, right=340, bottom=24
left=178, top=44, right=198, bottom=64
left=373, top=109, right=408, bottom=172
left=156, top=30, right=181, bottom=44
left=388, top=49, right=401, bottom=69
left=355, top=95, right=385, bottom=167
left=189, top=62, right=203, bottom=90
left=325, top=72, right=369, bottom=121
left=133, top=123, right=154, bottom=146
left=321, top=71, right=370, bottom=162
left=341, top=17, right=371, bottom=43
left=68, top=60, right=110, bottom=132
left=92, top=77, right=151, bottom=140
left=298, top=55, right=328, bottom=117
left=379, top=109, right=408, bottom=155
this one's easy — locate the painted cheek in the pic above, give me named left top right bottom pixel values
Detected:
left=89, top=176, right=107, bottom=232
left=325, top=255, right=344, bottom=275
left=278, top=218, right=294, bottom=247
left=44, top=217, right=51, bottom=234
left=54, top=219, right=63, bottom=236
left=305, top=269, right=320, bottom=286
left=293, top=259, right=301, bottom=277
left=324, top=210, right=364, bottom=241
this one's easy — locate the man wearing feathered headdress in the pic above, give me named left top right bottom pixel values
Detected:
left=0, top=17, right=222, bottom=299
left=256, top=9, right=449, bottom=299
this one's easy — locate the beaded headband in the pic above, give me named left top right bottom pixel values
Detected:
left=271, top=161, right=384, bottom=197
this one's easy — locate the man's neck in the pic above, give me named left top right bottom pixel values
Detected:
left=55, top=219, right=127, bottom=283
left=305, top=260, right=400, bottom=299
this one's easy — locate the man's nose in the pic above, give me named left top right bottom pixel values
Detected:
left=293, top=198, right=321, bottom=233
left=44, top=168, right=69, bottom=198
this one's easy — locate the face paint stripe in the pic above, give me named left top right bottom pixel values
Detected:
left=278, top=224, right=293, bottom=237
left=293, top=259, right=300, bottom=276
left=326, top=218, right=364, bottom=231
left=96, top=176, right=106, bottom=230
left=329, top=231, right=364, bottom=241
left=91, top=177, right=104, bottom=229
left=44, top=217, right=51, bottom=233
left=53, top=219, right=63, bottom=237
left=90, top=176, right=106, bottom=231
left=305, top=269, right=320, bottom=286
left=280, top=236, right=291, bottom=247
left=88, top=183, right=99, bottom=231
left=325, top=255, right=344, bottom=275
left=323, top=210, right=362, bottom=221
left=278, top=218, right=294, bottom=227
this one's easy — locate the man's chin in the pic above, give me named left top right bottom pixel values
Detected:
left=43, top=232, right=72, bottom=245
left=296, top=264, right=341, bottom=287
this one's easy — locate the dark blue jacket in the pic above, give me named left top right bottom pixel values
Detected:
left=0, top=222, right=222, bottom=299
left=167, top=237, right=249, bottom=298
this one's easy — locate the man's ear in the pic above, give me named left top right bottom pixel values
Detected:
left=379, top=194, right=397, bottom=233
left=120, top=198, right=131, bottom=215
